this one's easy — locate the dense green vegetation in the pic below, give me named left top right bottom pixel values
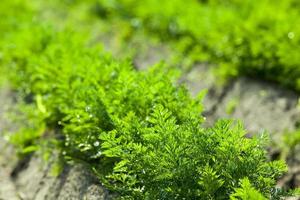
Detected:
left=95, top=0, right=300, bottom=91
left=0, top=0, right=299, bottom=199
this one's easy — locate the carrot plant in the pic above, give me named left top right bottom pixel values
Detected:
left=0, top=0, right=298, bottom=199
left=96, top=0, right=300, bottom=91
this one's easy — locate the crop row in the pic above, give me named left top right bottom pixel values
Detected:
left=0, top=0, right=298, bottom=199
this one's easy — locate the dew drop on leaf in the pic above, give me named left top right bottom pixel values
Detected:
left=85, top=106, right=91, bottom=112
left=93, top=141, right=100, bottom=147
left=288, top=32, right=295, bottom=39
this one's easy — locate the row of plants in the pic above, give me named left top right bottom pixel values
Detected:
left=92, top=0, right=300, bottom=173
left=94, top=0, right=300, bottom=91
left=0, top=0, right=299, bottom=199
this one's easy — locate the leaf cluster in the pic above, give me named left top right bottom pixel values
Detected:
left=96, top=0, right=300, bottom=91
left=0, top=1, right=295, bottom=199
